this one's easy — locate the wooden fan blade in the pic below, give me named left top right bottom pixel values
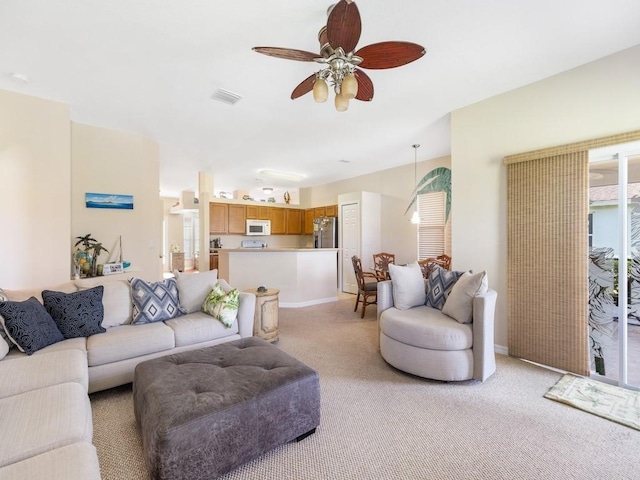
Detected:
left=356, top=42, right=426, bottom=69
left=354, top=69, right=374, bottom=101
left=291, top=73, right=317, bottom=99
left=326, top=0, right=362, bottom=53
left=253, top=47, right=319, bottom=62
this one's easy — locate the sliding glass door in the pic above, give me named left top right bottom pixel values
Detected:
left=588, top=142, right=640, bottom=390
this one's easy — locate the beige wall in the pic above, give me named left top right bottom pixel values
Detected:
left=71, top=123, right=161, bottom=282
left=451, top=44, right=640, bottom=351
left=305, top=156, right=451, bottom=266
left=0, top=89, right=71, bottom=289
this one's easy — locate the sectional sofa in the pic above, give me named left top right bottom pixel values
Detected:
left=0, top=270, right=256, bottom=479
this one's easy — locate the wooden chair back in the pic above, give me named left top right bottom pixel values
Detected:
left=372, top=252, right=395, bottom=281
left=417, top=254, right=452, bottom=278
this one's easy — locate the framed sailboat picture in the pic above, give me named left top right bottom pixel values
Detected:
left=86, top=192, right=134, bottom=210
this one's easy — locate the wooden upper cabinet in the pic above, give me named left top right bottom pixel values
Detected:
left=314, top=207, right=326, bottom=218
left=270, top=208, right=286, bottom=235
left=258, top=206, right=271, bottom=220
left=210, top=203, right=228, bottom=234
left=228, top=205, right=246, bottom=234
left=304, top=209, right=315, bottom=235
left=325, top=204, right=338, bottom=217
left=286, top=209, right=303, bottom=235
left=246, top=205, right=258, bottom=219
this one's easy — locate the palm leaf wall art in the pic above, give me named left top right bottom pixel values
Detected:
left=404, top=167, right=451, bottom=220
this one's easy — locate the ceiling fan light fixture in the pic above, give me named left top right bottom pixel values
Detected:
left=335, top=93, right=349, bottom=112
left=313, top=78, right=329, bottom=103
left=341, top=72, right=358, bottom=99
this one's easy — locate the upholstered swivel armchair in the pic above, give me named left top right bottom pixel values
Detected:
left=377, top=264, right=496, bottom=382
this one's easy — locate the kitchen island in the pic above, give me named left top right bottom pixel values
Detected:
left=218, top=248, right=339, bottom=307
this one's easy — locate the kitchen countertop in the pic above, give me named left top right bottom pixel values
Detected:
left=220, top=247, right=339, bottom=252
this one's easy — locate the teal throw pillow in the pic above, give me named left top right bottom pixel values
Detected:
left=202, top=282, right=239, bottom=328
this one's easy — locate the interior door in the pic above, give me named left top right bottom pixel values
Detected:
left=341, top=202, right=359, bottom=293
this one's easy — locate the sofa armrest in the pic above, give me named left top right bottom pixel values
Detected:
left=376, top=280, right=394, bottom=322
left=472, top=288, right=497, bottom=382
left=237, top=291, right=256, bottom=338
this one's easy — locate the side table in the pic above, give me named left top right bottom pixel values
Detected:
left=244, top=288, right=280, bottom=343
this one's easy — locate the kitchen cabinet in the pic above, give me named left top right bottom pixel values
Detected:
left=258, top=206, right=270, bottom=220
left=246, top=205, right=258, bottom=219
left=286, top=209, right=303, bottom=235
left=325, top=204, right=338, bottom=217
left=210, top=203, right=228, bottom=234
left=228, top=205, right=246, bottom=234
left=270, top=208, right=286, bottom=234
left=210, top=254, right=219, bottom=271
left=304, top=209, right=315, bottom=235
left=314, top=207, right=326, bottom=218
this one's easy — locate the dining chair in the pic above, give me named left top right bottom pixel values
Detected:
left=417, top=254, right=452, bottom=278
left=372, top=252, right=396, bottom=281
left=351, top=255, right=378, bottom=318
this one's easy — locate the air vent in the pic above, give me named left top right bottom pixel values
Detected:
left=210, top=88, right=242, bottom=105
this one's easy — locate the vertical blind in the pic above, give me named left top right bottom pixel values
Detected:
left=504, top=130, right=640, bottom=376
left=417, top=192, right=446, bottom=259
left=506, top=152, right=589, bottom=375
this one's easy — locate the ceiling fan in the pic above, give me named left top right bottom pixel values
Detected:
left=252, top=0, right=426, bottom=112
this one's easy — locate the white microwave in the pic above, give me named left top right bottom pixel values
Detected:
left=246, top=219, right=271, bottom=236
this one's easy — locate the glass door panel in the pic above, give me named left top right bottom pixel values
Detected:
left=589, top=145, right=640, bottom=390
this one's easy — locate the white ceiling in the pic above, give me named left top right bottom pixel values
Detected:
left=1, top=0, right=639, bottom=200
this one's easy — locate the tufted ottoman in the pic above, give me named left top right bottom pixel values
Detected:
left=133, top=337, right=320, bottom=480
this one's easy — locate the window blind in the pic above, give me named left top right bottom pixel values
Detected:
left=417, top=191, right=445, bottom=259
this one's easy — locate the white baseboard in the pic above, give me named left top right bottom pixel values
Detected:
left=494, top=344, right=508, bottom=356
left=280, top=297, right=338, bottom=308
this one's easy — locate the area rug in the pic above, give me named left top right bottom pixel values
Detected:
left=544, top=374, right=640, bottom=431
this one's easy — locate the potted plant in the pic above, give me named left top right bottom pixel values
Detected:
left=74, top=234, right=109, bottom=277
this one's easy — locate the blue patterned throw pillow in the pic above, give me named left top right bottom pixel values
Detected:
left=42, top=286, right=106, bottom=339
left=0, top=297, right=64, bottom=355
left=425, top=265, right=465, bottom=310
left=130, top=277, right=186, bottom=325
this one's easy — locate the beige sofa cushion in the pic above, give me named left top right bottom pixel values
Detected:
left=87, top=323, right=175, bottom=367
left=165, top=311, right=239, bottom=347
left=3, top=282, right=77, bottom=303
left=0, top=442, right=100, bottom=480
left=174, top=269, right=219, bottom=314
left=380, top=305, right=473, bottom=351
left=0, top=382, right=93, bottom=468
left=0, top=349, right=88, bottom=399
left=76, top=278, right=132, bottom=327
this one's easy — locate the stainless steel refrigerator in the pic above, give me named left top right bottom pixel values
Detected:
left=313, top=217, right=338, bottom=248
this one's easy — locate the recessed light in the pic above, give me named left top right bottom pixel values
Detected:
left=8, top=72, right=29, bottom=84
left=258, top=170, right=304, bottom=182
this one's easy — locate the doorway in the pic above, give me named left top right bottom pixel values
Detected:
left=340, top=202, right=359, bottom=294
left=588, top=141, right=640, bottom=390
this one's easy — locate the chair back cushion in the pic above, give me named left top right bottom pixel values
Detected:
left=388, top=263, right=426, bottom=310
left=442, top=271, right=488, bottom=323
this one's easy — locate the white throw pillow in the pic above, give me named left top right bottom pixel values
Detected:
left=0, top=335, right=9, bottom=360
left=388, top=263, right=426, bottom=310
left=442, top=271, right=488, bottom=323
left=174, top=269, right=219, bottom=314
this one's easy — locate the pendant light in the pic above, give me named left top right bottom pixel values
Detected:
left=411, top=144, right=420, bottom=224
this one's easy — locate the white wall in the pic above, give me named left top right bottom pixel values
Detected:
left=306, top=156, right=451, bottom=266
left=451, top=44, right=640, bottom=350
left=0, top=89, right=71, bottom=288
left=71, top=123, right=162, bottom=281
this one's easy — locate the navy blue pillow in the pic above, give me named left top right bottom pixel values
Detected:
left=42, top=286, right=106, bottom=339
left=0, top=297, right=64, bottom=355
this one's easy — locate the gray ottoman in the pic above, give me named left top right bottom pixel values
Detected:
left=133, top=337, right=320, bottom=480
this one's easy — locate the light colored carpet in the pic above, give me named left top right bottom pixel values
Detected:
left=91, top=298, right=640, bottom=479
left=545, top=373, right=640, bottom=431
